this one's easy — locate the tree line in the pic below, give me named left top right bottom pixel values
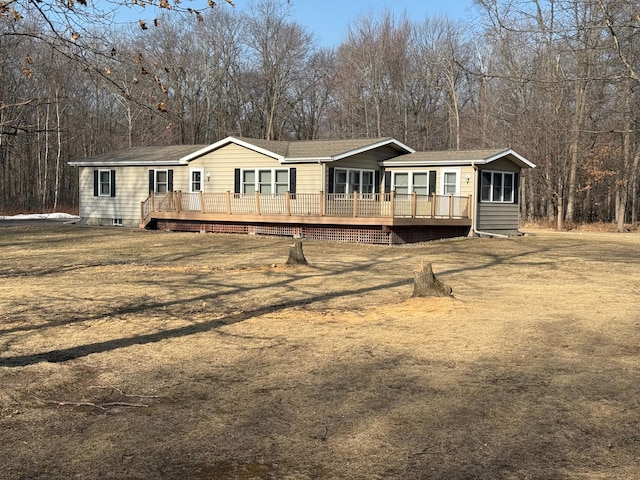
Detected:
left=1, top=0, right=639, bottom=230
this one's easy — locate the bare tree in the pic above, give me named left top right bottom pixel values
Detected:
left=244, top=0, right=314, bottom=140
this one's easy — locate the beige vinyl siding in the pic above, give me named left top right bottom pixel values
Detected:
left=171, top=166, right=189, bottom=192
left=189, top=143, right=279, bottom=193
left=78, top=166, right=154, bottom=227
left=459, top=167, right=474, bottom=197
left=79, top=165, right=189, bottom=226
left=188, top=143, right=322, bottom=193
left=294, top=163, right=323, bottom=192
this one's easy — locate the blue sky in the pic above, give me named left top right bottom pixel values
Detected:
left=113, top=0, right=475, bottom=47
left=234, top=0, right=475, bottom=47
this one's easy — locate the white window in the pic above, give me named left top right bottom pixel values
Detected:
left=275, top=170, right=289, bottom=194
left=392, top=171, right=435, bottom=195
left=155, top=170, right=168, bottom=193
left=392, top=172, right=409, bottom=194
left=412, top=172, right=429, bottom=195
left=259, top=170, right=272, bottom=194
left=334, top=168, right=375, bottom=194
left=242, top=169, right=289, bottom=194
left=481, top=171, right=516, bottom=203
left=361, top=171, right=374, bottom=194
left=190, top=168, right=204, bottom=193
left=98, top=170, right=112, bottom=196
left=441, top=169, right=460, bottom=195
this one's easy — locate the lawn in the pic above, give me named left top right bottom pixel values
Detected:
left=1, top=224, right=639, bottom=479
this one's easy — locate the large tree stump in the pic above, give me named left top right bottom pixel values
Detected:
left=286, top=239, right=308, bottom=265
left=412, top=262, right=452, bottom=298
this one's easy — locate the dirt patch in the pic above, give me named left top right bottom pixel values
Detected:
left=1, top=225, right=640, bottom=479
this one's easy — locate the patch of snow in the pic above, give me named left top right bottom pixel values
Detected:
left=0, top=213, right=80, bottom=221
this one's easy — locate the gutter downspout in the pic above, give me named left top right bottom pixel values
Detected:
left=471, top=162, right=510, bottom=239
left=470, top=162, right=477, bottom=237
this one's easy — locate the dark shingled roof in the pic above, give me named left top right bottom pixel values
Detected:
left=70, top=137, right=410, bottom=166
left=234, top=137, right=402, bottom=159
left=69, top=139, right=534, bottom=169
left=385, top=149, right=509, bottom=163
left=69, top=145, right=208, bottom=166
left=382, top=148, right=535, bottom=169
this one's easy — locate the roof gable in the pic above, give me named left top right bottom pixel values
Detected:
left=179, top=136, right=414, bottom=164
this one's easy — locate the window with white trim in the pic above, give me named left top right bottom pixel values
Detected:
left=98, top=170, right=112, bottom=196
left=242, top=168, right=289, bottom=194
left=392, top=171, right=436, bottom=195
left=481, top=171, right=516, bottom=203
left=190, top=168, right=203, bottom=193
left=334, top=168, right=375, bottom=194
left=412, top=172, right=429, bottom=195
left=155, top=169, right=168, bottom=193
left=441, top=169, right=459, bottom=195
left=393, top=172, right=409, bottom=194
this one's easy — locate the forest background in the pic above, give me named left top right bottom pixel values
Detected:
left=2, top=0, right=640, bottom=231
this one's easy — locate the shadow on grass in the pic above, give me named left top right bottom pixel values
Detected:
left=0, top=275, right=411, bottom=367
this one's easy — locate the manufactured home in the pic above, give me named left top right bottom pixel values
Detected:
left=68, top=136, right=535, bottom=244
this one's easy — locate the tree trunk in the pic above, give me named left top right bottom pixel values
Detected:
left=556, top=195, right=564, bottom=231
left=412, top=262, right=452, bottom=298
left=286, top=239, right=308, bottom=265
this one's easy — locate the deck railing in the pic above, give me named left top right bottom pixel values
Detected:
left=142, top=191, right=471, bottom=222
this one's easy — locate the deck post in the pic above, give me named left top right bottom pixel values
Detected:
left=151, top=193, right=155, bottom=212
left=320, top=191, right=325, bottom=216
left=140, top=201, right=145, bottom=222
left=255, top=191, right=261, bottom=215
left=199, top=191, right=205, bottom=213
left=449, top=195, right=454, bottom=219
left=467, top=195, right=472, bottom=219
left=353, top=191, right=358, bottom=217
left=431, top=193, right=436, bottom=217
left=411, top=191, right=417, bottom=218
left=390, top=191, right=395, bottom=216
left=174, top=191, right=181, bottom=213
left=226, top=191, right=232, bottom=214
left=286, top=192, right=291, bottom=216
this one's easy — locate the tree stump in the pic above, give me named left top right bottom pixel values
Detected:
left=286, top=239, right=308, bottom=265
left=412, top=262, right=452, bottom=298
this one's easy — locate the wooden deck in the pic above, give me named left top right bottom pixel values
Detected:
left=140, top=192, right=472, bottom=228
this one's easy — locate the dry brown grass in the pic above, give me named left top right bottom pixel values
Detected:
left=1, top=224, right=639, bottom=479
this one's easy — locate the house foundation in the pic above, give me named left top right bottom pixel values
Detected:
left=155, top=220, right=470, bottom=245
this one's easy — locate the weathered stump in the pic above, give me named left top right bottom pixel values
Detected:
left=412, top=262, right=452, bottom=297
left=286, top=239, right=308, bottom=265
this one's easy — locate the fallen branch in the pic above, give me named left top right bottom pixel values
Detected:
left=88, top=385, right=161, bottom=399
left=50, top=401, right=107, bottom=411
left=48, top=400, right=149, bottom=411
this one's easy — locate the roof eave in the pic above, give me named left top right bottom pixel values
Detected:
left=381, top=159, right=481, bottom=167
left=68, top=160, right=182, bottom=167
left=281, top=157, right=332, bottom=163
